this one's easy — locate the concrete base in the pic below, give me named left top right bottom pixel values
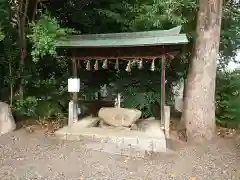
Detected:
left=55, top=126, right=166, bottom=157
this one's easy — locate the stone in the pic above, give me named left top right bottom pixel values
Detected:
left=68, top=100, right=78, bottom=126
left=0, top=102, right=16, bottom=136
left=98, top=107, right=141, bottom=127
left=164, top=106, right=171, bottom=138
left=99, top=120, right=131, bottom=131
left=77, top=116, right=100, bottom=128
left=174, top=97, right=183, bottom=112
left=99, top=120, right=110, bottom=128
left=57, top=116, right=100, bottom=135
left=131, top=117, right=154, bottom=130
left=55, top=127, right=166, bottom=153
left=173, top=79, right=184, bottom=112
left=133, top=117, right=163, bottom=138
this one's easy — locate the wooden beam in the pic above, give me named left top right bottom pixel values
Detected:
left=58, top=56, right=165, bottom=60
left=56, top=45, right=183, bottom=60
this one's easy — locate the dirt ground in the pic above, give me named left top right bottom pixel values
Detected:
left=0, top=127, right=239, bottom=180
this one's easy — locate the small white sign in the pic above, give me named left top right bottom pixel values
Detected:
left=68, top=78, right=80, bottom=92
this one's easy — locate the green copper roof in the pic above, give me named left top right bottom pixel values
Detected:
left=56, top=26, right=188, bottom=48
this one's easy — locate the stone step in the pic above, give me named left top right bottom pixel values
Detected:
left=55, top=127, right=166, bottom=157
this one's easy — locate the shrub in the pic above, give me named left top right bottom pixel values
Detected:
left=123, top=89, right=161, bottom=118
left=12, top=96, right=39, bottom=118
left=12, top=96, right=66, bottom=120
left=215, top=70, right=240, bottom=128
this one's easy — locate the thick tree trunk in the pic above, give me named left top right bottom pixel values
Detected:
left=181, top=0, right=223, bottom=142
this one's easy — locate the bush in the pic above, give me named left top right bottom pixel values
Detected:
left=123, top=89, right=161, bottom=118
left=12, top=96, right=39, bottom=118
left=12, top=96, right=66, bottom=120
left=215, top=70, right=240, bottom=128
left=35, top=99, right=65, bottom=120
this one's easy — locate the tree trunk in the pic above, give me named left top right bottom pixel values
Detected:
left=9, top=60, right=13, bottom=106
left=181, top=0, right=223, bottom=142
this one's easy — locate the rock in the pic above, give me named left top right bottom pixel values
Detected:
left=174, top=97, right=183, bottom=112
left=133, top=118, right=163, bottom=137
left=130, top=123, right=138, bottom=131
left=98, top=107, right=141, bottom=127
left=164, top=106, right=171, bottom=139
left=99, top=120, right=110, bottom=128
left=76, top=116, right=100, bottom=128
left=0, top=102, right=16, bottom=136
left=99, top=120, right=131, bottom=131
left=131, top=117, right=155, bottom=131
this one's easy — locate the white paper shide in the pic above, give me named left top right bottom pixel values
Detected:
left=68, top=78, right=80, bottom=92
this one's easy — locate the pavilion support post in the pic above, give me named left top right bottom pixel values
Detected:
left=68, top=57, right=79, bottom=126
left=160, top=54, right=166, bottom=129
left=72, top=57, right=78, bottom=104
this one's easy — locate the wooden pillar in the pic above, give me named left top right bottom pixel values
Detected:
left=72, top=57, right=78, bottom=103
left=72, top=57, right=78, bottom=124
left=160, top=54, right=166, bottom=128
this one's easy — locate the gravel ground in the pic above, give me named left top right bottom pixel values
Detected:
left=0, top=129, right=239, bottom=180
